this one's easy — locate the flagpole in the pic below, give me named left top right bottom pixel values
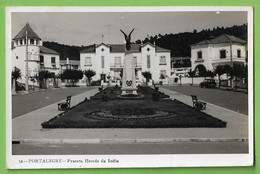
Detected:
left=25, top=29, right=29, bottom=91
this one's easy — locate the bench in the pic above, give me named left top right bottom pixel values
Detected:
left=191, top=95, right=207, bottom=110
left=98, top=85, right=103, bottom=91
left=58, top=95, right=72, bottom=111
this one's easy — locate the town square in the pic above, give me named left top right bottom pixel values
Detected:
left=6, top=7, right=253, bottom=168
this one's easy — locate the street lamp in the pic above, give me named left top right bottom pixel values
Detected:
left=25, top=30, right=29, bottom=91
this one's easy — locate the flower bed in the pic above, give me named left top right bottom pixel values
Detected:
left=42, top=91, right=227, bottom=128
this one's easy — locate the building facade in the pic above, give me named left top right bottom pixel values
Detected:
left=80, top=42, right=171, bottom=84
left=12, top=23, right=60, bottom=85
left=190, top=34, right=247, bottom=75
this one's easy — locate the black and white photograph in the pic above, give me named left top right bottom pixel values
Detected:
left=6, top=7, right=253, bottom=168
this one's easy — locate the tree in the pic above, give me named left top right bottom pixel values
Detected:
left=84, top=69, right=96, bottom=86
left=12, top=67, right=22, bottom=92
left=142, top=71, right=152, bottom=86
left=232, top=62, right=248, bottom=88
left=159, top=73, right=165, bottom=85
left=223, top=65, right=233, bottom=88
left=37, top=70, right=55, bottom=89
left=201, top=70, right=214, bottom=79
left=188, top=70, right=196, bottom=86
left=214, top=65, right=225, bottom=87
left=60, top=69, right=83, bottom=86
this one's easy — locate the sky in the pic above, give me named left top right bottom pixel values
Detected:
left=11, top=11, right=247, bottom=46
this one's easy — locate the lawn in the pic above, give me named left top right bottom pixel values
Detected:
left=41, top=86, right=227, bottom=128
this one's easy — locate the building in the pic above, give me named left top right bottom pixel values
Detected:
left=12, top=23, right=60, bottom=86
left=80, top=42, right=171, bottom=84
left=60, top=58, right=80, bottom=73
left=171, top=57, right=191, bottom=77
left=190, top=34, right=247, bottom=75
left=39, top=46, right=60, bottom=75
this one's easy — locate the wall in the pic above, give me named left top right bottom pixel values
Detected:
left=168, top=77, right=205, bottom=85
left=41, top=53, right=60, bottom=75
left=190, top=44, right=211, bottom=71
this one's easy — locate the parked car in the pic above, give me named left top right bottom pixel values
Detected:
left=200, top=79, right=217, bottom=88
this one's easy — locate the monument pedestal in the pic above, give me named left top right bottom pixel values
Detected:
left=121, top=52, right=138, bottom=95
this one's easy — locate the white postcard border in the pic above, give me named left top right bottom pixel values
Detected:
left=6, top=6, right=254, bottom=169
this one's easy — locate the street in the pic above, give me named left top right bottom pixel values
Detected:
left=163, top=86, right=248, bottom=115
left=12, top=87, right=95, bottom=118
left=12, top=141, right=248, bottom=155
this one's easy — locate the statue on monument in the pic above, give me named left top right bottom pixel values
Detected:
left=120, top=28, right=135, bottom=51
left=120, top=28, right=138, bottom=96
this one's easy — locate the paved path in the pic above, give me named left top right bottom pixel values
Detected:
left=12, top=86, right=249, bottom=146
left=162, top=86, right=248, bottom=115
left=12, top=87, right=95, bottom=118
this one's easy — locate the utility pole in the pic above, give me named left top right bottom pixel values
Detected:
left=25, top=29, right=29, bottom=91
left=102, top=34, right=104, bottom=43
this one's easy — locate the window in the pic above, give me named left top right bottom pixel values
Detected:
left=19, top=40, right=23, bottom=45
left=197, top=51, right=202, bottom=59
left=40, top=56, right=44, bottom=63
left=237, top=49, right=241, bottom=58
left=24, top=39, right=27, bottom=44
left=101, top=56, right=105, bottom=68
left=133, top=57, right=137, bottom=66
left=30, top=39, right=34, bottom=45
left=51, top=57, right=56, bottom=64
left=160, top=56, right=166, bottom=64
left=114, top=57, right=121, bottom=66
left=220, top=50, right=226, bottom=58
left=85, top=57, right=91, bottom=66
left=36, top=40, right=39, bottom=45
left=147, top=55, right=151, bottom=68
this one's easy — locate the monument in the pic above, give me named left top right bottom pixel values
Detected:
left=120, top=29, right=138, bottom=95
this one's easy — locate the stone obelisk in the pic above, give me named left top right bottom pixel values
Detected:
left=120, top=29, right=138, bottom=95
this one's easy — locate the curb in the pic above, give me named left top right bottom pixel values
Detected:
left=13, top=138, right=248, bottom=144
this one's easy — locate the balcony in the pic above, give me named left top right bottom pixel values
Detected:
left=40, top=66, right=60, bottom=71
left=110, top=63, right=142, bottom=69
left=110, top=63, right=123, bottom=69
left=211, top=56, right=246, bottom=64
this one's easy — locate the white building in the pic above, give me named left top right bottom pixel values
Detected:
left=12, top=23, right=60, bottom=85
left=190, top=34, right=247, bottom=74
left=39, top=46, right=60, bottom=75
left=80, top=42, right=171, bottom=84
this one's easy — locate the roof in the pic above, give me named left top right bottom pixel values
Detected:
left=40, top=46, right=60, bottom=55
left=80, top=42, right=170, bottom=53
left=191, top=34, right=246, bottom=46
left=210, top=34, right=246, bottom=44
left=13, top=23, right=41, bottom=40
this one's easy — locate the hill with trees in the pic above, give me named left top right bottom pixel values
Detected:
left=43, top=41, right=95, bottom=60
left=42, top=24, right=247, bottom=59
left=135, top=24, right=247, bottom=57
